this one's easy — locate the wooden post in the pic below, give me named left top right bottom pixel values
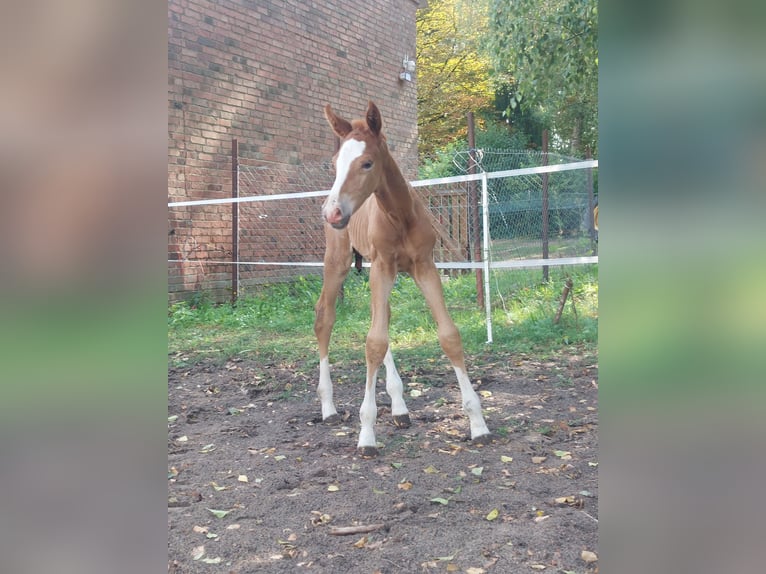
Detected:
left=231, top=138, right=239, bottom=305
left=467, top=112, right=483, bottom=308
left=541, top=129, right=549, bottom=282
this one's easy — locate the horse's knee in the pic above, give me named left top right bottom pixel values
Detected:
left=438, top=325, right=464, bottom=362
left=365, top=333, right=388, bottom=366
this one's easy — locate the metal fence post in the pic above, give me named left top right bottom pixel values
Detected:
left=541, top=130, right=549, bottom=282
left=467, top=112, right=483, bottom=308
left=231, top=138, right=239, bottom=304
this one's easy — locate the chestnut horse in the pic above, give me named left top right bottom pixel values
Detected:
left=314, top=101, right=491, bottom=457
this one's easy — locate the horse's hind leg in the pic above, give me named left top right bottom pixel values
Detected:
left=383, top=348, right=410, bottom=428
left=314, top=232, right=352, bottom=423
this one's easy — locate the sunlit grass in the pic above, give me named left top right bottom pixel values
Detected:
left=168, top=265, right=597, bottom=368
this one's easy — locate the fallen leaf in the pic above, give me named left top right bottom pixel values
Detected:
left=397, top=481, right=413, bottom=491
left=430, top=497, right=449, bottom=505
left=471, top=467, right=484, bottom=477
left=434, top=554, right=455, bottom=561
left=205, top=533, right=218, bottom=539
left=192, top=525, right=208, bottom=534
left=500, top=456, right=513, bottom=463
left=353, top=536, right=367, bottom=548
left=553, top=450, right=572, bottom=460
left=226, top=524, right=241, bottom=530
left=168, top=415, right=178, bottom=423
left=390, top=462, right=403, bottom=469
left=201, top=557, right=221, bottom=564
left=410, top=389, right=422, bottom=397
left=176, top=436, right=188, bottom=443
left=479, top=390, right=492, bottom=398
left=210, top=482, right=228, bottom=491
left=423, top=465, right=439, bottom=474
left=191, top=545, right=205, bottom=560
left=199, top=443, right=216, bottom=453
left=372, top=487, right=386, bottom=494
left=327, top=484, right=340, bottom=492
left=486, top=508, right=499, bottom=521
left=588, top=461, right=598, bottom=467
left=237, top=475, right=248, bottom=483
left=274, top=455, right=287, bottom=461
left=581, top=550, right=598, bottom=563
left=465, top=567, right=485, bottom=574
left=531, top=456, right=547, bottom=464
left=310, top=512, right=332, bottom=526
left=533, top=515, right=549, bottom=523
left=206, top=508, right=231, bottom=519
left=530, top=564, right=546, bottom=570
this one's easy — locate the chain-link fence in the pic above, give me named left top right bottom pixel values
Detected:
left=168, top=145, right=598, bottom=306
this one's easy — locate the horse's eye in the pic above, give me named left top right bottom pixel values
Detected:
left=361, top=160, right=373, bottom=170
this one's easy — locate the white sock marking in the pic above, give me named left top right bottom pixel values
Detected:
left=384, top=349, right=409, bottom=417
left=453, top=366, right=490, bottom=439
left=318, top=357, right=338, bottom=420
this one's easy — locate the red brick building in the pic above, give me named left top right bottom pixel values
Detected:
left=168, top=0, right=423, bottom=300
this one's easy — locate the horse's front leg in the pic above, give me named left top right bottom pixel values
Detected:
left=412, top=261, right=491, bottom=443
left=358, top=261, right=397, bottom=457
left=314, top=230, right=352, bottom=423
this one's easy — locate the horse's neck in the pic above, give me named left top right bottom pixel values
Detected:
left=374, top=152, right=414, bottom=222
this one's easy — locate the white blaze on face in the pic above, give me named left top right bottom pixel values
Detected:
left=324, top=138, right=366, bottom=217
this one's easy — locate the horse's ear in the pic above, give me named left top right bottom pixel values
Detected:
left=324, top=104, right=352, bottom=138
left=366, top=101, right=382, bottom=136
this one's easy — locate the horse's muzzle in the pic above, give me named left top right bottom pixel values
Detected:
left=324, top=206, right=350, bottom=229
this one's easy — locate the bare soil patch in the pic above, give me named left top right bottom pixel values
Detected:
left=168, top=348, right=598, bottom=573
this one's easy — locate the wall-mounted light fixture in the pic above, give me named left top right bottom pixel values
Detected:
left=399, top=54, right=416, bottom=82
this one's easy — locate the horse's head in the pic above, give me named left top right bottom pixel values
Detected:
left=322, top=101, right=386, bottom=229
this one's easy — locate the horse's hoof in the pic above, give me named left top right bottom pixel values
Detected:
left=323, top=413, right=342, bottom=425
left=393, top=414, right=411, bottom=428
left=357, top=446, right=379, bottom=458
left=472, top=432, right=495, bottom=446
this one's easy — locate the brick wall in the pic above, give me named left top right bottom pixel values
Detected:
left=168, top=0, right=422, bottom=301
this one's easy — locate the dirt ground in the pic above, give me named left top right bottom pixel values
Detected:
left=168, top=347, right=598, bottom=573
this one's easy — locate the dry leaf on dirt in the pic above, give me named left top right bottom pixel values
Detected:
left=206, top=508, right=231, bottom=519
left=397, top=481, right=413, bottom=491
left=581, top=550, right=598, bottom=563
left=486, top=508, right=499, bottom=521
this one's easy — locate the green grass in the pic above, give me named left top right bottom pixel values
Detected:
left=168, top=266, right=597, bottom=368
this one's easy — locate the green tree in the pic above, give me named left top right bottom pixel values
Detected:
left=487, top=0, right=598, bottom=156
left=416, top=0, right=495, bottom=156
